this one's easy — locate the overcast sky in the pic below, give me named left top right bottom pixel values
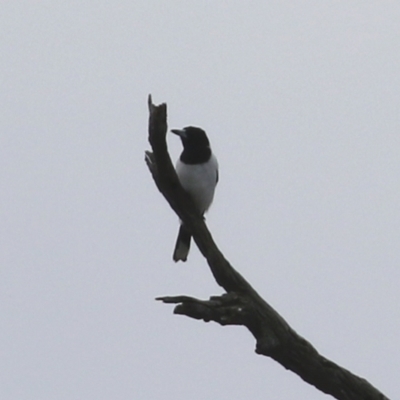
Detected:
left=1, top=2, right=399, bottom=399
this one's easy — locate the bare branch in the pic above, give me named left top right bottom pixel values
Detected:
left=146, top=96, right=389, bottom=400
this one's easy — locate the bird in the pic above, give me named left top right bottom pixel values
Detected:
left=171, top=126, right=219, bottom=262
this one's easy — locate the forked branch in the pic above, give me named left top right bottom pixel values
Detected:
left=145, top=96, right=389, bottom=400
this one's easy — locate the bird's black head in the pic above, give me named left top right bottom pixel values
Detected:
left=171, top=126, right=211, bottom=164
left=171, top=126, right=209, bottom=148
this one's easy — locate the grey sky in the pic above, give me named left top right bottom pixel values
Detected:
left=1, top=2, right=399, bottom=399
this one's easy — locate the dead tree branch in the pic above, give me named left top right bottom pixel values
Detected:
left=145, top=95, right=389, bottom=400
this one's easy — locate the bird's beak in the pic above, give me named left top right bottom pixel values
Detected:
left=171, top=129, right=186, bottom=138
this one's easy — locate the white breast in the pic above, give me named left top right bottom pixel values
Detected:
left=176, top=154, right=218, bottom=214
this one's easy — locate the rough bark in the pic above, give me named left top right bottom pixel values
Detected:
left=145, top=96, right=390, bottom=400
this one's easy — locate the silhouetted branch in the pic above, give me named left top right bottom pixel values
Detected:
left=145, top=95, right=389, bottom=400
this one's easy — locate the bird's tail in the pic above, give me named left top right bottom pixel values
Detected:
left=173, top=224, right=191, bottom=262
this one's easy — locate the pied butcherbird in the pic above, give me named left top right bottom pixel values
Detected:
left=171, top=126, right=218, bottom=262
